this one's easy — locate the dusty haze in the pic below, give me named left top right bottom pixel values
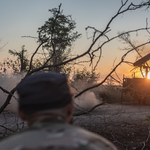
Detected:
left=0, top=74, right=101, bottom=113
left=0, top=74, right=23, bottom=113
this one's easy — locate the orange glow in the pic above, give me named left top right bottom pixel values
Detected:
left=142, top=72, right=150, bottom=79
left=147, top=72, right=150, bottom=79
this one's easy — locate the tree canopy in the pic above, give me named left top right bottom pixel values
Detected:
left=37, top=4, right=81, bottom=71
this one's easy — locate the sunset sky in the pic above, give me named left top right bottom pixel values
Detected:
left=0, top=0, right=150, bottom=80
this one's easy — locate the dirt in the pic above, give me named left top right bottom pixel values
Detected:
left=73, top=103, right=150, bottom=150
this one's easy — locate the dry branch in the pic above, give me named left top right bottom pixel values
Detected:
left=141, top=126, right=150, bottom=150
left=0, top=42, right=8, bottom=52
left=0, top=86, right=18, bottom=101
left=0, top=87, right=17, bottom=113
left=74, top=102, right=105, bottom=116
left=75, top=41, right=150, bottom=98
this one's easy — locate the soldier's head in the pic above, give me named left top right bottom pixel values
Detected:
left=17, top=71, right=73, bottom=126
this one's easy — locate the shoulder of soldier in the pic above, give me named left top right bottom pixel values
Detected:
left=0, top=122, right=118, bottom=150
left=69, top=124, right=118, bottom=150
left=44, top=122, right=117, bottom=150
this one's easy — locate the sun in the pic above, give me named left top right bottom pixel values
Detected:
left=142, top=72, right=150, bottom=79
left=147, top=72, right=150, bottom=79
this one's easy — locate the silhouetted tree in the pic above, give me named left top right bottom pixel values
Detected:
left=0, top=45, right=28, bottom=74
left=37, top=4, right=81, bottom=71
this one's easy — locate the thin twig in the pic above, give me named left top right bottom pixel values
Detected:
left=110, top=132, right=126, bottom=146
left=75, top=41, right=150, bottom=98
left=141, top=127, right=150, bottom=150
left=74, top=102, right=105, bottom=116
left=0, top=86, right=18, bottom=101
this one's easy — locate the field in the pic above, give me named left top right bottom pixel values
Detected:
left=74, top=103, right=150, bottom=150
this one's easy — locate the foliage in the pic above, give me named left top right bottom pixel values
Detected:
left=72, top=67, right=100, bottom=85
left=0, top=45, right=43, bottom=74
left=0, top=45, right=29, bottom=74
left=9, top=45, right=28, bottom=72
left=0, top=4, right=81, bottom=74
left=37, top=4, right=81, bottom=71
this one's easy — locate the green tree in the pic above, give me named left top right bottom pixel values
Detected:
left=72, top=67, right=100, bottom=85
left=0, top=45, right=28, bottom=74
left=0, top=4, right=81, bottom=75
left=37, top=4, right=81, bottom=71
left=8, top=45, right=28, bottom=72
left=0, top=45, right=44, bottom=74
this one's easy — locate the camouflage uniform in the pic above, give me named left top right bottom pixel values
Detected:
left=0, top=119, right=117, bottom=150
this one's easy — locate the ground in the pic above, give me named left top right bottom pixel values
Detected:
left=0, top=103, right=150, bottom=150
left=74, top=103, right=150, bottom=150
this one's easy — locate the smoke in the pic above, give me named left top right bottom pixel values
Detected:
left=74, top=91, right=102, bottom=110
left=0, top=74, right=24, bottom=113
left=0, top=73, right=102, bottom=113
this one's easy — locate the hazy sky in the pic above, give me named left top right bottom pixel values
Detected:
left=0, top=0, right=150, bottom=78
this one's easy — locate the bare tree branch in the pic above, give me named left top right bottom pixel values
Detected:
left=0, top=41, right=8, bottom=52
left=26, top=41, right=47, bottom=75
left=21, top=36, right=38, bottom=39
left=141, top=127, right=150, bottom=150
left=0, top=86, right=18, bottom=101
left=0, top=87, right=17, bottom=113
left=75, top=41, right=150, bottom=98
left=92, top=27, right=150, bottom=70
left=74, top=102, right=105, bottom=116
left=110, top=75, right=122, bottom=85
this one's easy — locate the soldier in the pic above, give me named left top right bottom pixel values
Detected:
left=0, top=71, right=118, bottom=150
